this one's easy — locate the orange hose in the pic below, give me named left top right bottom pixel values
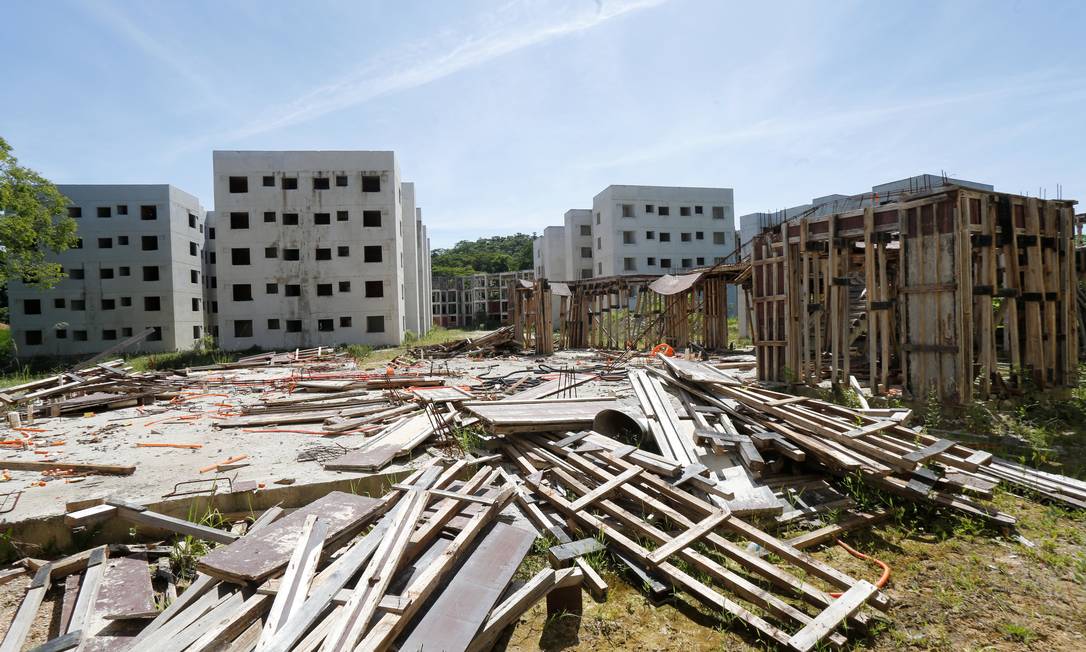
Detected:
left=650, top=343, right=675, bottom=357
left=828, top=539, right=890, bottom=597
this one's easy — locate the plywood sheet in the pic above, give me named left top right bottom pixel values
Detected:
left=197, top=491, right=382, bottom=583
left=464, top=399, right=619, bottom=432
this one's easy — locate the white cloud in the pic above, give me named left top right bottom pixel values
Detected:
left=223, top=0, right=669, bottom=141
left=80, top=2, right=226, bottom=110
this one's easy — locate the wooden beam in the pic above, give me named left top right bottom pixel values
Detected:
left=0, top=563, right=52, bottom=652
left=107, top=498, right=238, bottom=545
left=256, top=514, right=327, bottom=650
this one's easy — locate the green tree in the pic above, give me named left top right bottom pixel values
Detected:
left=0, top=137, right=78, bottom=288
left=431, top=233, right=536, bottom=277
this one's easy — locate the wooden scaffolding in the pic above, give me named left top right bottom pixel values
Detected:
left=509, top=264, right=749, bottom=355
left=751, top=186, right=1079, bottom=402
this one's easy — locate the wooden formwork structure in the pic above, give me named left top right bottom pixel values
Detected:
left=751, top=186, right=1079, bottom=403
left=510, top=264, right=748, bottom=354
left=510, top=278, right=554, bottom=355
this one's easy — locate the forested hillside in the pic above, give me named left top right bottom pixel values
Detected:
left=431, top=233, right=535, bottom=277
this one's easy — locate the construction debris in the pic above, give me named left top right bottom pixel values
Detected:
left=1, top=342, right=1083, bottom=651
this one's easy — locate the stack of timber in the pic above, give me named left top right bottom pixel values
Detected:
left=408, top=326, right=517, bottom=358
left=12, top=460, right=583, bottom=652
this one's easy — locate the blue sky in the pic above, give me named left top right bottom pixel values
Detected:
left=5, top=0, right=1085, bottom=248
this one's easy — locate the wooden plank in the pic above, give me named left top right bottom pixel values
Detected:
left=258, top=517, right=393, bottom=652
left=198, top=491, right=382, bottom=583
left=839, top=419, right=896, bottom=439
left=186, top=590, right=271, bottom=652
left=256, top=514, right=327, bottom=650
left=66, top=547, right=107, bottom=635
left=464, top=398, right=619, bottom=432
left=0, top=460, right=134, bottom=475
left=902, top=438, right=955, bottom=464
left=786, top=580, right=877, bottom=652
left=398, top=522, right=536, bottom=652
left=465, top=567, right=583, bottom=652
left=99, top=554, right=157, bottom=619
left=65, top=504, right=117, bottom=528
left=0, top=563, right=52, bottom=652
left=131, top=505, right=282, bottom=646
left=321, top=490, right=431, bottom=651
left=547, top=538, right=605, bottom=566
left=356, top=486, right=517, bottom=650
left=108, top=499, right=238, bottom=545
left=56, top=574, right=81, bottom=634
left=26, top=630, right=82, bottom=652
left=568, top=466, right=641, bottom=511
left=322, top=444, right=400, bottom=472
left=647, top=510, right=728, bottom=565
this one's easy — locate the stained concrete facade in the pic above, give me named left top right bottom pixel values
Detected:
left=212, top=150, right=417, bottom=350
left=591, top=185, right=737, bottom=277
left=8, top=184, right=207, bottom=357
left=416, top=216, right=432, bottom=334
left=401, top=183, right=421, bottom=335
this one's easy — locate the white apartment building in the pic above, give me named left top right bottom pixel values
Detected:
left=212, top=150, right=423, bottom=350
left=416, top=217, right=432, bottom=334
left=533, top=226, right=567, bottom=281
left=8, top=184, right=207, bottom=357
left=590, top=185, right=737, bottom=277
left=401, top=182, right=421, bottom=336
left=563, top=209, right=594, bottom=281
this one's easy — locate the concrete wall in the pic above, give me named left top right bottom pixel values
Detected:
left=8, top=184, right=206, bottom=357
left=416, top=214, right=431, bottom=335
left=401, top=183, right=420, bottom=335
left=562, top=209, right=594, bottom=281
left=212, top=150, right=406, bottom=350
left=591, top=185, right=736, bottom=277
left=534, top=226, right=567, bottom=281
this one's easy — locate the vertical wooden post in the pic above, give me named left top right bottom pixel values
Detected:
left=864, top=207, right=877, bottom=394
left=828, top=214, right=840, bottom=386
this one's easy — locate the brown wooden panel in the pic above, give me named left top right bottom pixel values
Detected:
left=397, top=522, right=536, bottom=651
left=197, top=492, right=382, bottom=583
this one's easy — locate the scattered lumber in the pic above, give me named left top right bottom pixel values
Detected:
left=5, top=340, right=1085, bottom=652
left=409, top=325, right=517, bottom=358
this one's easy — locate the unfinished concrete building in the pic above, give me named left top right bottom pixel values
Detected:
left=416, top=215, right=433, bottom=336
left=591, top=185, right=738, bottom=277
left=8, top=184, right=207, bottom=357
left=563, top=209, right=595, bottom=281
left=431, top=270, right=533, bottom=329
left=212, top=150, right=426, bottom=350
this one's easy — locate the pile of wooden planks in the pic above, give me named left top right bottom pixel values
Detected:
left=11, top=460, right=590, bottom=652
left=409, top=326, right=518, bottom=358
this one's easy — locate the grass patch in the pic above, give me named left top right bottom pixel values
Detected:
left=999, top=622, right=1039, bottom=644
